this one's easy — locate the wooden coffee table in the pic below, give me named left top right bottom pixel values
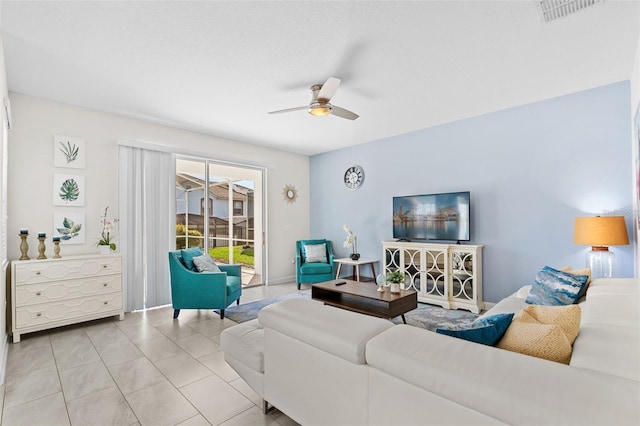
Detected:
left=311, top=279, right=418, bottom=324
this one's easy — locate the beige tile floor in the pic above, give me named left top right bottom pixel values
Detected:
left=1, top=282, right=303, bottom=426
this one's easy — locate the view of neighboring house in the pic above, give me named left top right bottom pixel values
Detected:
left=176, top=172, right=255, bottom=249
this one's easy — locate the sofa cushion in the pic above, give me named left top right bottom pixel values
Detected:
left=180, top=246, right=203, bottom=271
left=526, top=266, right=588, bottom=306
left=220, top=319, right=264, bottom=373
left=570, top=324, right=640, bottom=381
left=435, top=313, right=513, bottom=346
left=299, top=262, right=332, bottom=275
left=303, top=243, right=327, bottom=263
left=193, top=254, right=221, bottom=272
left=259, top=299, right=393, bottom=365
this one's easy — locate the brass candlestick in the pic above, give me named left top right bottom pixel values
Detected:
left=37, top=236, right=47, bottom=260
left=53, top=240, right=61, bottom=259
left=19, top=233, right=29, bottom=260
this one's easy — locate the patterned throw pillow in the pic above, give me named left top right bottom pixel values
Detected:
left=304, top=243, right=327, bottom=263
left=180, top=247, right=203, bottom=271
left=559, top=266, right=592, bottom=300
left=435, top=313, right=514, bottom=346
left=525, top=266, right=588, bottom=306
left=192, top=254, right=221, bottom=273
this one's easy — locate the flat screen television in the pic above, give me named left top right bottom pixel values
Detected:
left=392, top=191, right=470, bottom=242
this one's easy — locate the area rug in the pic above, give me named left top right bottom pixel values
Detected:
left=222, top=290, right=479, bottom=331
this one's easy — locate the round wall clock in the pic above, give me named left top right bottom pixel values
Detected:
left=344, top=165, right=365, bottom=190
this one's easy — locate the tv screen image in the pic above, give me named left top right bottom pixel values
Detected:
left=393, top=191, right=470, bottom=241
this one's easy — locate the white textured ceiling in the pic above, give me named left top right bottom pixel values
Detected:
left=1, top=1, right=639, bottom=155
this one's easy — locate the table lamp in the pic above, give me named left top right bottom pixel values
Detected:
left=573, top=216, right=629, bottom=279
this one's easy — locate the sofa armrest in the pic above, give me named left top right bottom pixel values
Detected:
left=219, top=264, right=241, bottom=277
left=258, top=298, right=393, bottom=364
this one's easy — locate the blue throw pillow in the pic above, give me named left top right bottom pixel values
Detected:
left=436, top=313, right=514, bottom=346
left=526, top=266, right=588, bottom=306
left=180, top=247, right=203, bottom=271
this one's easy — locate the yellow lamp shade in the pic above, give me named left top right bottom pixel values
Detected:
left=573, top=216, right=629, bottom=247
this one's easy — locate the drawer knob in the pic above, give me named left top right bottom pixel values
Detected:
left=103, top=265, right=108, bottom=269
left=103, top=283, right=108, bottom=287
left=103, top=301, right=108, bottom=305
left=36, top=292, right=41, bottom=296
left=36, top=272, right=41, bottom=275
left=36, top=313, right=42, bottom=317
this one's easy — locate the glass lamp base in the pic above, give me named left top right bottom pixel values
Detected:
left=586, top=248, right=615, bottom=279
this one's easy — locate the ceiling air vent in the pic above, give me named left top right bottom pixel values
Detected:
left=538, top=0, right=605, bottom=23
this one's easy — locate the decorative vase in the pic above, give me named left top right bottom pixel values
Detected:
left=350, top=253, right=360, bottom=261
left=99, top=245, right=112, bottom=255
left=390, top=283, right=401, bottom=294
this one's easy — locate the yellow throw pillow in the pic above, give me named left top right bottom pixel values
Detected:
left=496, top=304, right=581, bottom=364
left=497, top=320, right=573, bottom=364
left=519, top=305, right=581, bottom=345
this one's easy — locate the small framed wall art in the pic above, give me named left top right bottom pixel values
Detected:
left=53, top=174, right=85, bottom=206
left=54, top=135, right=86, bottom=169
left=53, top=212, right=85, bottom=244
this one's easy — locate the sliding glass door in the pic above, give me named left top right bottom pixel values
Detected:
left=175, top=157, right=265, bottom=286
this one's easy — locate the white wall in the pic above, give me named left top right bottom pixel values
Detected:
left=0, top=35, right=10, bottom=382
left=7, top=92, right=309, bottom=284
left=630, top=27, right=640, bottom=278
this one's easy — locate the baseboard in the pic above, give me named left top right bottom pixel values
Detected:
left=482, top=301, right=495, bottom=312
left=266, top=275, right=296, bottom=285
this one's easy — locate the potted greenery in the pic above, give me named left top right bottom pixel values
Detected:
left=386, top=270, right=404, bottom=294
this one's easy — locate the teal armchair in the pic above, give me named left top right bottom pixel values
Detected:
left=295, top=239, right=335, bottom=289
left=168, top=250, right=242, bottom=320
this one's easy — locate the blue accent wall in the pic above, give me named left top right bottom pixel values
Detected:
left=310, top=81, right=634, bottom=303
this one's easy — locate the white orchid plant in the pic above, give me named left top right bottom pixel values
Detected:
left=97, top=206, right=118, bottom=250
left=343, top=224, right=358, bottom=256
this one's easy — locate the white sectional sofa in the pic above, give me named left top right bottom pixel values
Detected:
left=221, top=278, right=640, bottom=425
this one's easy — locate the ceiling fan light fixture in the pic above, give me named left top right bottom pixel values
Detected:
left=308, top=103, right=331, bottom=116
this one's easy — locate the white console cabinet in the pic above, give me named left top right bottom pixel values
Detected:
left=382, top=241, right=483, bottom=313
left=11, top=254, right=124, bottom=342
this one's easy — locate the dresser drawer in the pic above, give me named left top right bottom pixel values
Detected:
left=15, top=292, right=123, bottom=328
left=14, top=256, right=122, bottom=285
left=15, top=275, right=122, bottom=307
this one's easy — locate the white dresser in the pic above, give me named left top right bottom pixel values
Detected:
left=10, top=254, right=124, bottom=342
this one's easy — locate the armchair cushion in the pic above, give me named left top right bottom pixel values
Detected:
left=299, top=263, right=333, bottom=275
left=303, top=243, right=328, bottom=263
left=193, top=254, right=221, bottom=272
left=180, top=246, right=203, bottom=271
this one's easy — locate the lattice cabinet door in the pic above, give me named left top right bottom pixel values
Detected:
left=420, top=247, right=449, bottom=307
left=449, top=246, right=483, bottom=313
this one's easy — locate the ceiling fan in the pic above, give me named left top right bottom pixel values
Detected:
left=268, top=77, right=359, bottom=120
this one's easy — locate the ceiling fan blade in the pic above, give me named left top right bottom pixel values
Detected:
left=317, top=77, right=341, bottom=101
left=268, top=106, right=307, bottom=115
left=331, top=105, right=359, bottom=120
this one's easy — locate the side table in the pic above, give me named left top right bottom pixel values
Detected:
left=334, top=258, right=377, bottom=282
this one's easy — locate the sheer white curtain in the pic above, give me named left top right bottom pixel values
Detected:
left=119, top=145, right=175, bottom=311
